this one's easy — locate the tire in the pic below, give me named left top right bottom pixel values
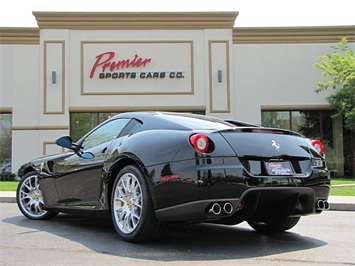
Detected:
left=247, top=217, right=301, bottom=233
left=16, top=171, right=58, bottom=220
left=111, top=165, right=167, bottom=242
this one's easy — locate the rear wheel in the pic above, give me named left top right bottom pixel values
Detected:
left=111, top=165, right=167, bottom=242
left=247, top=217, right=300, bottom=233
left=17, top=171, right=58, bottom=220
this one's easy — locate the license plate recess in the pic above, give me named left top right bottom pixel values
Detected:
left=265, top=160, right=294, bottom=175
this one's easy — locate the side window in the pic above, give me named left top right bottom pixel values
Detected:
left=81, top=118, right=130, bottom=149
left=119, top=118, right=143, bottom=137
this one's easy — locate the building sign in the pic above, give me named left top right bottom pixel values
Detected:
left=81, top=41, right=194, bottom=95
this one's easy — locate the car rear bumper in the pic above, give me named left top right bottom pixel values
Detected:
left=155, top=186, right=329, bottom=223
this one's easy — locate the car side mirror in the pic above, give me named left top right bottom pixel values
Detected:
left=56, top=136, right=73, bottom=149
left=79, top=152, right=95, bottom=159
left=56, top=136, right=94, bottom=159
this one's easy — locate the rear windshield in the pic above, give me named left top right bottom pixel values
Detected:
left=157, top=114, right=234, bottom=130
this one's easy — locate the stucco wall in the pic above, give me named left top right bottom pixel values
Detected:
left=233, top=43, right=339, bottom=124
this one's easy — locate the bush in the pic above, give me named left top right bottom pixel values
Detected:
left=0, top=172, right=16, bottom=181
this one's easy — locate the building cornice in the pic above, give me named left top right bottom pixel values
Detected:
left=33, top=11, right=239, bottom=30
left=233, top=26, right=355, bottom=44
left=12, top=126, right=69, bottom=131
left=0, top=28, right=39, bottom=44
left=1, top=13, right=354, bottom=45
left=0, top=107, right=12, bottom=113
left=261, top=104, right=332, bottom=111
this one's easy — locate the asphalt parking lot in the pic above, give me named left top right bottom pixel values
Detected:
left=1, top=202, right=355, bottom=266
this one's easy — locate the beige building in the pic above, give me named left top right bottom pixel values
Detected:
left=0, top=12, right=354, bottom=176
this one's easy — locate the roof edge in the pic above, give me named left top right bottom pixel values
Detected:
left=33, top=11, right=239, bottom=30
left=233, top=25, right=355, bottom=44
left=0, top=27, right=39, bottom=44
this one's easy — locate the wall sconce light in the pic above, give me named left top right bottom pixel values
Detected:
left=51, top=71, right=56, bottom=84
left=218, top=70, right=222, bottom=83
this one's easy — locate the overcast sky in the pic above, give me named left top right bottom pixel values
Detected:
left=0, top=0, right=354, bottom=28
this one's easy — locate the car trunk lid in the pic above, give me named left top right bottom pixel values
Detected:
left=219, top=128, right=313, bottom=176
left=219, top=128, right=311, bottom=158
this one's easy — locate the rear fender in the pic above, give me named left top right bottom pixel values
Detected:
left=104, top=154, right=159, bottom=211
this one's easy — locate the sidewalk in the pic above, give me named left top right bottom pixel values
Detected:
left=1, top=191, right=354, bottom=211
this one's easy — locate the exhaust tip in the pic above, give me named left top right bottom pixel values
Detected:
left=223, top=202, right=233, bottom=214
left=317, top=200, right=325, bottom=209
left=316, top=199, right=330, bottom=210
left=209, top=203, right=222, bottom=215
left=207, top=201, right=236, bottom=216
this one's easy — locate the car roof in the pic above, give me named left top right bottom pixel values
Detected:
left=110, top=111, right=236, bottom=131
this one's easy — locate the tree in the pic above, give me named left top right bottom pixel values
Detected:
left=297, top=110, right=334, bottom=146
left=314, top=38, right=355, bottom=130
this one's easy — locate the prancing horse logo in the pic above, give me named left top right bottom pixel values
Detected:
left=272, top=140, right=280, bottom=151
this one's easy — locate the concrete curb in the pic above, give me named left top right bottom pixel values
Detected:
left=327, top=196, right=355, bottom=211
left=1, top=192, right=354, bottom=211
left=0, top=192, right=17, bottom=203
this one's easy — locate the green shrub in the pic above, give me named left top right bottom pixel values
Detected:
left=0, top=172, right=16, bottom=181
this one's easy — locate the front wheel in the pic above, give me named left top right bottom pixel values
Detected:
left=247, top=217, right=301, bottom=233
left=111, top=165, right=167, bottom=242
left=16, top=171, right=58, bottom=220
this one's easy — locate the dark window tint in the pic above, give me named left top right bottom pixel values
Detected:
left=158, top=114, right=233, bottom=130
left=81, top=119, right=130, bottom=149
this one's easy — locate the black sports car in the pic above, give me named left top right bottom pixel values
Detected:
left=17, top=112, right=330, bottom=242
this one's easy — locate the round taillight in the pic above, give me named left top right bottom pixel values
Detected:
left=190, top=134, right=209, bottom=153
left=311, top=140, right=324, bottom=155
